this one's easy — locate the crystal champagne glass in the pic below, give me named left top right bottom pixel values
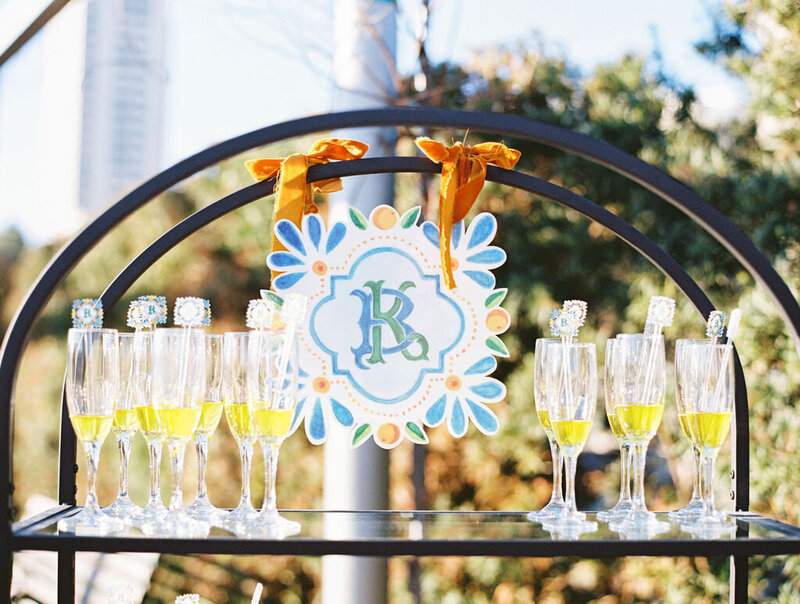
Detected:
left=669, top=339, right=707, bottom=523
left=222, top=332, right=259, bottom=530
left=541, top=341, right=598, bottom=536
left=248, top=329, right=300, bottom=537
left=129, top=331, right=167, bottom=526
left=676, top=339, right=735, bottom=535
left=527, top=338, right=565, bottom=522
left=58, top=328, right=124, bottom=533
left=608, top=334, right=669, bottom=534
left=104, top=333, right=143, bottom=521
left=597, top=338, right=632, bottom=522
left=149, top=327, right=208, bottom=537
left=186, top=334, right=228, bottom=524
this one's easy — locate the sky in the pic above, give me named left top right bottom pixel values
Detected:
left=0, top=0, right=745, bottom=243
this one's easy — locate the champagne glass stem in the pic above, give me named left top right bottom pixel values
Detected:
left=690, top=446, right=703, bottom=504
left=168, top=440, right=187, bottom=512
left=563, top=454, right=578, bottom=515
left=630, top=442, right=649, bottom=513
left=116, top=432, right=132, bottom=500
left=619, top=442, right=632, bottom=504
left=261, top=442, right=280, bottom=514
left=238, top=440, right=253, bottom=508
left=549, top=438, right=564, bottom=503
left=83, top=440, right=101, bottom=513
left=147, top=438, right=162, bottom=503
left=195, top=433, right=209, bottom=500
left=702, top=454, right=717, bottom=516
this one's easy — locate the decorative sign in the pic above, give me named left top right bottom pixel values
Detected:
left=265, top=205, right=509, bottom=449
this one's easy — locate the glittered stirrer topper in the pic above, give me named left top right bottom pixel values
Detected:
left=705, top=310, right=727, bottom=341
left=644, top=296, right=675, bottom=335
left=138, top=295, right=168, bottom=326
left=246, top=299, right=274, bottom=330
left=174, top=297, right=211, bottom=328
left=126, top=300, right=148, bottom=330
left=71, top=298, right=103, bottom=328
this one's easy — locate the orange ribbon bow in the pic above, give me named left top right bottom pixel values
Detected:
left=245, top=138, right=369, bottom=280
left=415, top=138, right=521, bottom=289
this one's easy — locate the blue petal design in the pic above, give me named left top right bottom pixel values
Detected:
left=291, top=397, right=306, bottom=430
left=464, top=270, right=495, bottom=289
left=306, top=214, right=323, bottom=250
left=425, top=395, right=447, bottom=426
left=276, top=220, right=307, bottom=256
left=326, top=222, right=347, bottom=253
left=466, top=247, right=506, bottom=264
left=299, top=367, right=309, bottom=378
left=269, top=252, right=305, bottom=268
left=467, top=213, right=497, bottom=249
left=465, top=356, right=497, bottom=375
left=450, top=398, right=467, bottom=437
left=469, top=380, right=505, bottom=400
left=452, top=221, right=463, bottom=249
left=330, top=398, right=354, bottom=427
left=422, top=222, right=440, bottom=247
left=309, top=397, right=326, bottom=441
left=466, top=398, right=499, bottom=433
left=273, top=271, right=307, bottom=290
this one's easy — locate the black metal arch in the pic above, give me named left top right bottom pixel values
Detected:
left=0, top=108, right=783, bottom=596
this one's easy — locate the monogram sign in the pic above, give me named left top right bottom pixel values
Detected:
left=266, top=205, right=509, bottom=449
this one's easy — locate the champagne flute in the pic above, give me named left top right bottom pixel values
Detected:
left=58, top=328, right=124, bottom=533
left=527, top=338, right=565, bottom=522
left=597, top=338, right=632, bottom=522
left=130, top=332, right=168, bottom=526
left=669, top=339, right=708, bottom=523
left=541, top=341, right=598, bottom=535
left=104, top=334, right=142, bottom=521
left=222, top=332, right=259, bottom=530
left=608, top=334, right=669, bottom=534
left=676, top=339, right=735, bottom=535
left=248, top=329, right=300, bottom=537
left=186, top=334, right=228, bottom=524
left=149, top=327, right=209, bottom=537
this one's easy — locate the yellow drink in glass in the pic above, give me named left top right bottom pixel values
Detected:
left=156, top=407, right=202, bottom=440
left=136, top=405, right=162, bottom=438
left=688, top=411, right=731, bottom=451
left=70, top=415, right=114, bottom=443
left=113, top=408, right=138, bottom=433
left=251, top=408, right=293, bottom=440
left=677, top=412, right=692, bottom=441
left=225, top=402, right=252, bottom=443
left=617, top=403, right=663, bottom=441
left=196, top=401, right=224, bottom=435
left=552, top=419, right=593, bottom=449
left=606, top=412, right=625, bottom=440
left=537, top=408, right=552, bottom=433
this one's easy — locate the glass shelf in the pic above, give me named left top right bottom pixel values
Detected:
left=12, top=507, right=800, bottom=558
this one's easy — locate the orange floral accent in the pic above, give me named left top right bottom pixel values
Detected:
left=445, top=374, right=462, bottom=391
left=312, top=261, right=328, bottom=275
left=376, top=422, right=401, bottom=445
left=312, top=377, right=331, bottom=394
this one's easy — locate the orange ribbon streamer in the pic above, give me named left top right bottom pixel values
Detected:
left=246, top=138, right=369, bottom=280
left=415, top=138, right=521, bottom=289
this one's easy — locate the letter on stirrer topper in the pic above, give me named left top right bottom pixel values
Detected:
left=72, top=298, right=103, bottom=328
left=246, top=299, right=274, bottom=331
left=173, top=297, right=211, bottom=328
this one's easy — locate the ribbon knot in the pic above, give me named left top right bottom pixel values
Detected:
left=416, top=137, right=520, bottom=289
left=246, top=138, right=369, bottom=279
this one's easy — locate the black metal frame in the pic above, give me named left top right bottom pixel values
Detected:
left=1, top=108, right=798, bottom=602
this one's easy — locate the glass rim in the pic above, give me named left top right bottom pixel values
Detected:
left=538, top=340, right=595, bottom=349
left=67, top=327, right=117, bottom=335
left=614, top=333, right=663, bottom=340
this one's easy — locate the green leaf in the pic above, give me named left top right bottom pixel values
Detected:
left=260, top=289, right=284, bottom=309
left=405, top=421, right=429, bottom=444
left=349, top=207, right=368, bottom=230
left=484, top=288, right=508, bottom=308
left=352, top=423, right=372, bottom=446
left=486, top=335, right=510, bottom=357
left=400, top=206, right=422, bottom=229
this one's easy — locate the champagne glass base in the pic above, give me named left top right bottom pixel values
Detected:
left=220, top=502, right=260, bottom=532
left=185, top=496, right=230, bottom=526
left=526, top=500, right=566, bottom=523
left=668, top=499, right=707, bottom=523
left=141, top=510, right=210, bottom=538
left=596, top=500, right=633, bottom=523
left=682, top=515, right=736, bottom=539
left=541, top=517, right=598, bottom=539
left=131, top=498, right=168, bottom=527
left=104, top=496, right=140, bottom=523
left=232, top=512, right=301, bottom=540
left=58, top=507, right=125, bottom=535
left=610, top=511, right=670, bottom=536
